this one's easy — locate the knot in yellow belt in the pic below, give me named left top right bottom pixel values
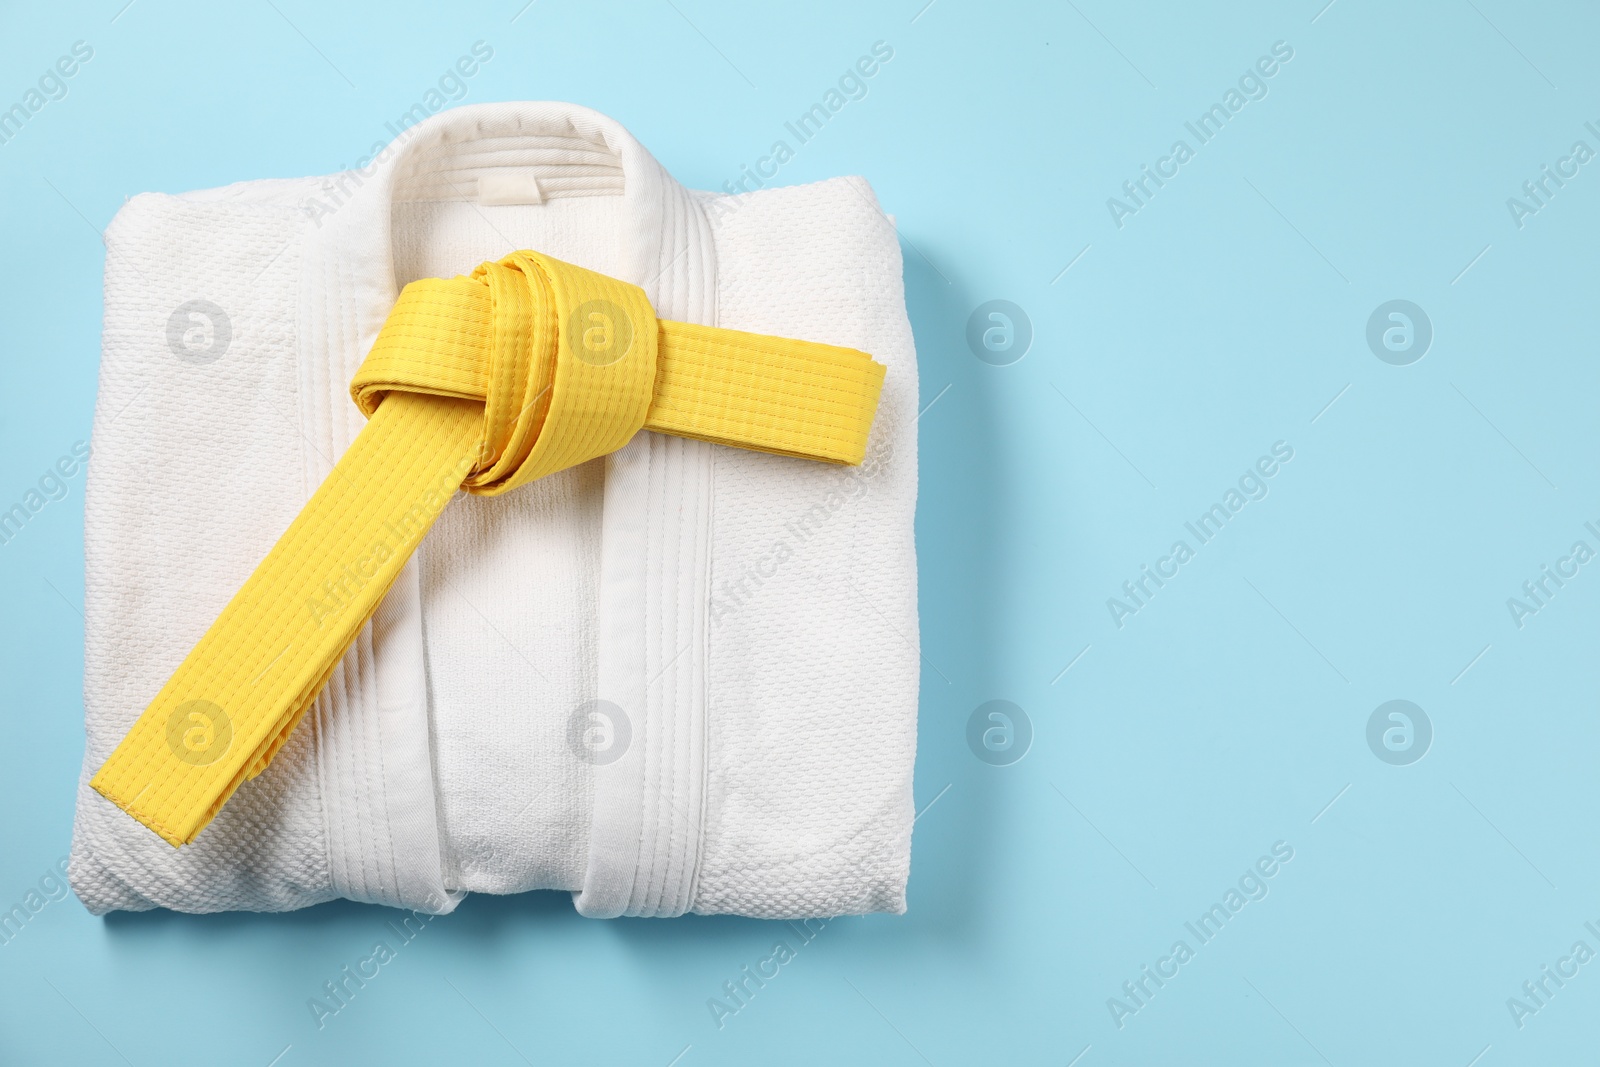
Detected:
left=91, top=250, right=886, bottom=846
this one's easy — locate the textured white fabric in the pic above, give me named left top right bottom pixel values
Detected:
left=697, top=179, right=919, bottom=917
left=68, top=102, right=918, bottom=919
left=71, top=189, right=335, bottom=914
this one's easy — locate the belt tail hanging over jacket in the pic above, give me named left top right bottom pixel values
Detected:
left=90, top=249, right=886, bottom=847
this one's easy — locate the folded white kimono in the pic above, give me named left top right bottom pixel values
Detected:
left=68, top=102, right=919, bottom=918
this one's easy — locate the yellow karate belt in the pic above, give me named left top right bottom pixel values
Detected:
left=91, top=250, right=885, bottom=847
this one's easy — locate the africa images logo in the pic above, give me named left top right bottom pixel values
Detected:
left=567, top=700, right=631, bottom=766
left=164, top=700, right=232, bottom=766
left=1365, top=700, right=1431, bottom=766
left=167, top=299, right=232, bottom=365
left=567, top=299, right=633, bottom=367
left=966, top=300, right=1032, bottom=366
left=966, top=700, right=1032, bottom=766
left=1365, top=300, right=1431, bottom=366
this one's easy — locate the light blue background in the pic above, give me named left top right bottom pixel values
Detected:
left=1, top=0, right=1595, bottom=1063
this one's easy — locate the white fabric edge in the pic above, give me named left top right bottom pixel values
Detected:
left=575, top=440, right=653, bottom=918
left=575, top=132, right=716, bottom=919
left=368, top=563, right=463, bottom=914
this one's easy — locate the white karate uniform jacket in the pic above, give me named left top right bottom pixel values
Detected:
left=69, top=102, right=919, bottom=919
